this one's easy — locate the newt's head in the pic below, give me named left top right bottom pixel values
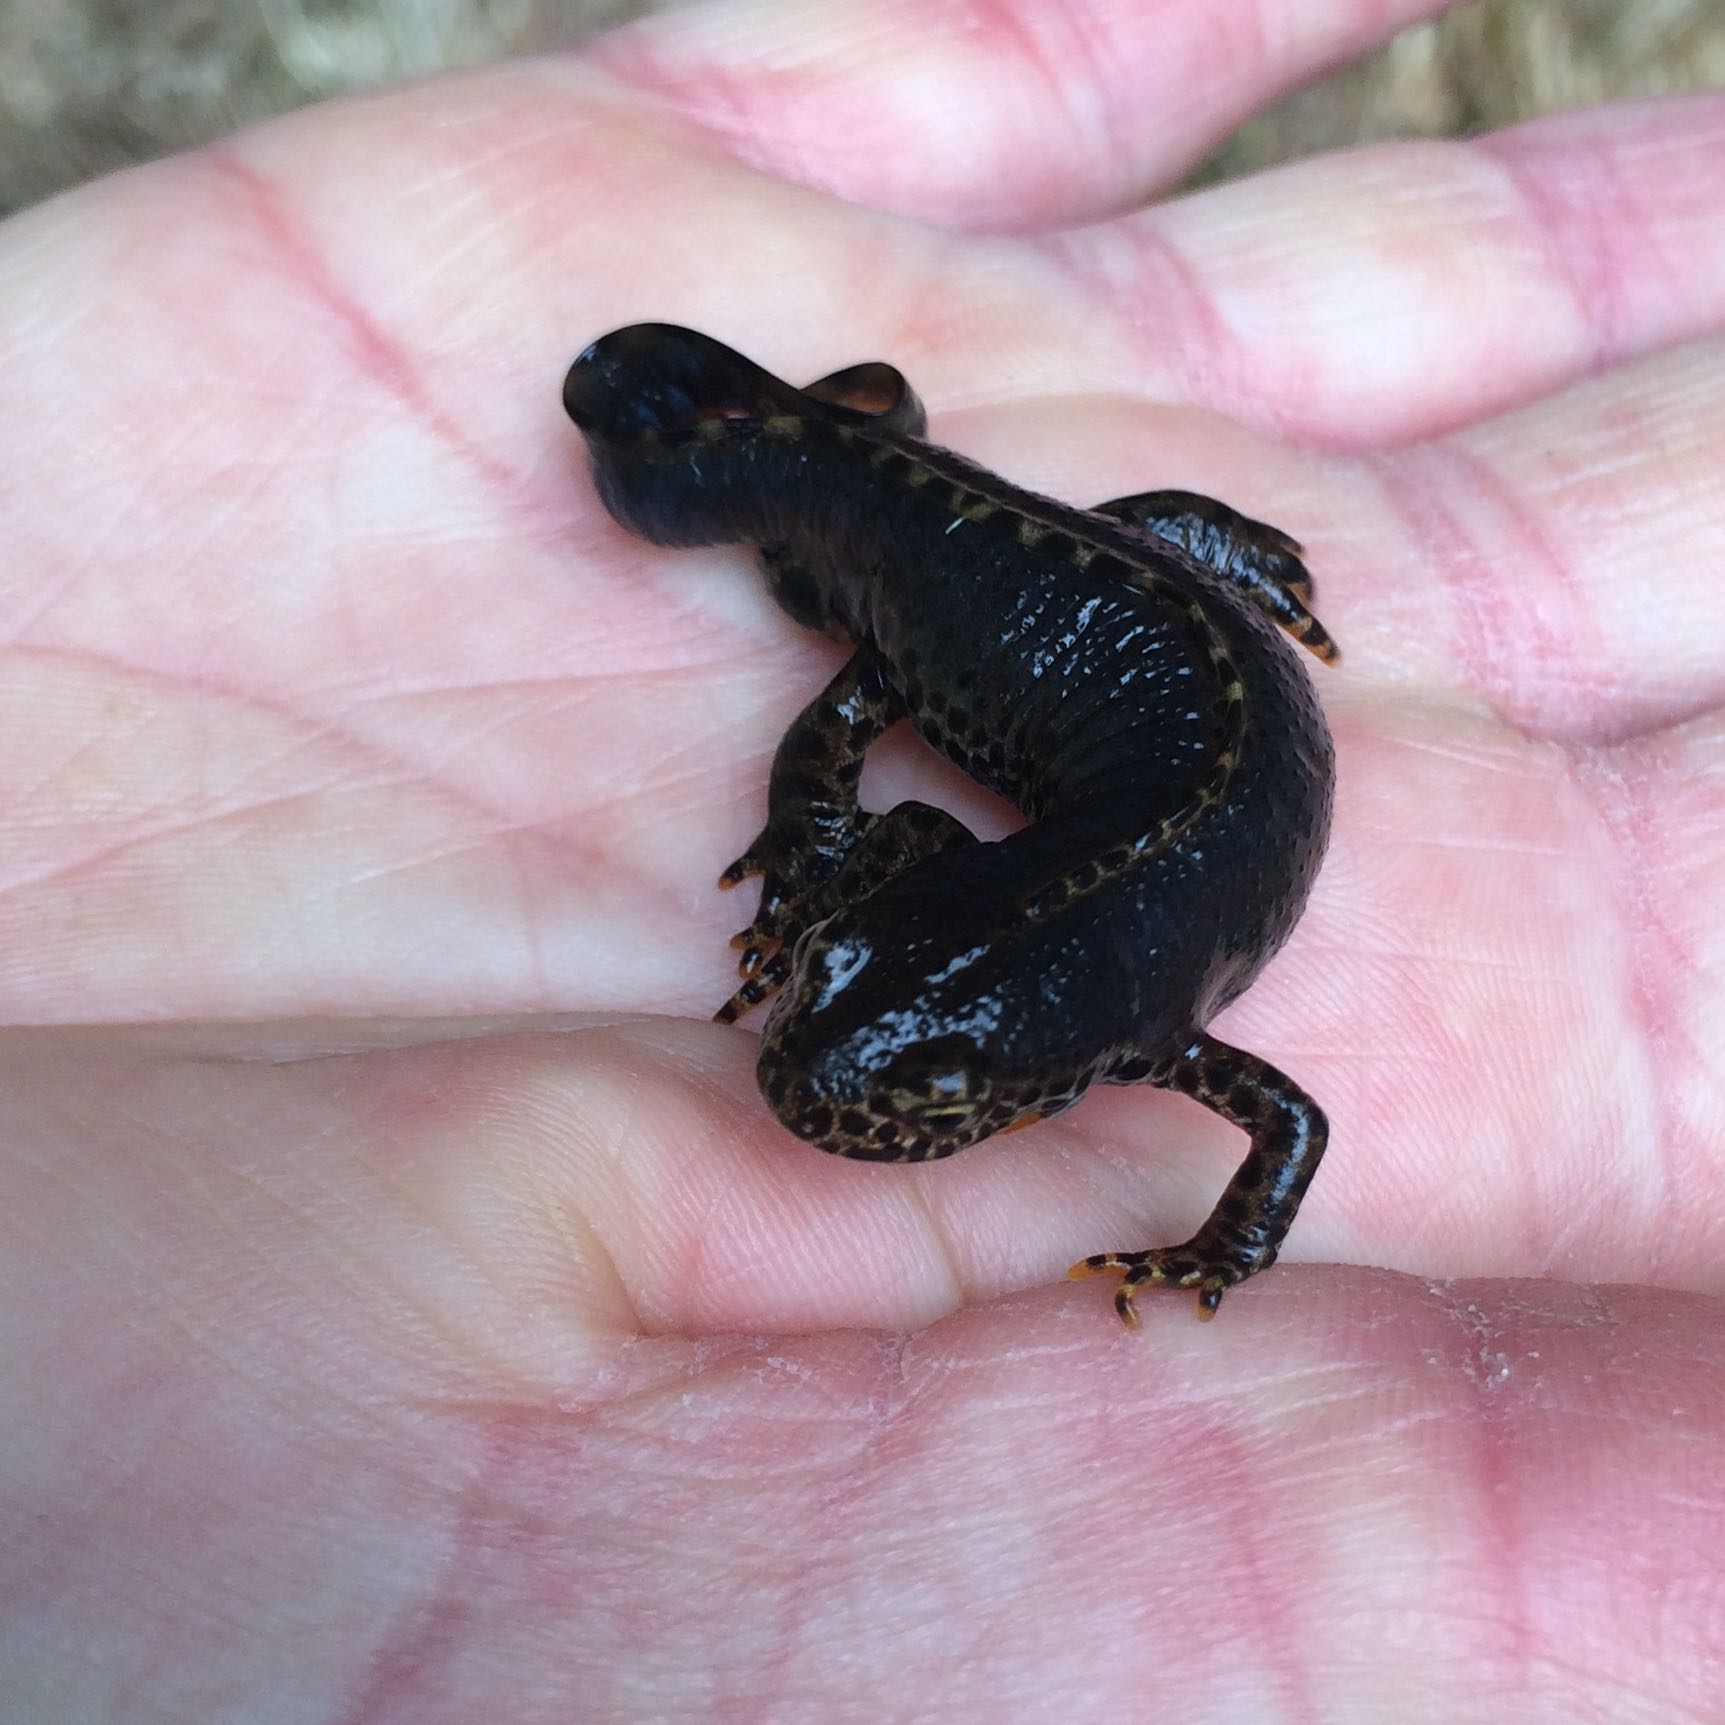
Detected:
left=564, top=324, right=803, bottom=445
left=564, top=324, right=925, bottom=549
left=754, top=900, right=1091, bottom=1164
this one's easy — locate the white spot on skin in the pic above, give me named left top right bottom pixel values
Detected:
left=1029, top=596, right=1103, bottom=678
left=945, top=517, right=965, bottom=535
left=863, top=996, right=1004, bottom=1057
left=810, top=936, right=874, bottom=1012
left=923, top=944, right=988, bottom=986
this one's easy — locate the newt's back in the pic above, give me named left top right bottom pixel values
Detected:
left=565, top=322, right=1337, bottom=1324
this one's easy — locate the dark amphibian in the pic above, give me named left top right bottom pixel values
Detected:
left=564, top=324, right=1337, bottom=1325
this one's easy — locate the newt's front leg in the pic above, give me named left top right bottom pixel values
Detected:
left=718, top=645, right=900, bottom=983
left=1095, top=488, right=1339, bottom=664
left=1070, top=1033, right=1328, bottom=1324
left=717, top=798, right=977, bottom=1025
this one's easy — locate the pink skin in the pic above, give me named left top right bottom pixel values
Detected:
left=2, top=0, right=1725, bottom=1717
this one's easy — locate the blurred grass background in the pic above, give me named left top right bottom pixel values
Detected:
left=0, top=0, right=1722, bottom=215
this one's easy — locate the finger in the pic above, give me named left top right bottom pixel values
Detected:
left=10, top=1022, right=1717, bottom=1350
left=298, top=1016, right=1716, bottom=1331
left=589, top=0, right=1467, bottom=230
left=9, top=1031, right=1722, bottom=1716
left=130, top=80, right=1725, bottom=484
left=1049, top=94, right=1725, bottom=444
left=546, top=1280, right=1725, bottom=1723
left=1353, top=337, right=1725, bottom=737
left=1012, top=334, right=1725, bottom=743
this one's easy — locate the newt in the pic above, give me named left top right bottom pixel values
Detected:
left=563, top=324, right=1337, bottom=1324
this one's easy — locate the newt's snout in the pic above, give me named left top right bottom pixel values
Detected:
left=563, top=322, right=798, bottom=442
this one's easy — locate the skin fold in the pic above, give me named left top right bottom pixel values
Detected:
left=1, top=0, right=1724, bottom=1719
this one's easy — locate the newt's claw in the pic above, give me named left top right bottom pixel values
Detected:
left=713, top=949, right=792, bottom=1023
left=1068, top=1250, right=1234, bottom=1324
left=738, top=937, right=784, bottom=979
left=718, top=853, right=761, bottom=888
left=730, top=921, right=786, bottom=977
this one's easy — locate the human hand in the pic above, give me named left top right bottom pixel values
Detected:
left=3, top=1, right=1723, bottom=1718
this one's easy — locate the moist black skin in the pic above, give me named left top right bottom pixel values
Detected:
left=565, top=323, right=1337, bottom=1324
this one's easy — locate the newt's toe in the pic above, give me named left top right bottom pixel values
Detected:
left=718, top=853, right=761, bottom=888
left=1068, top=1247, right=1241, bottom=1325
left=713, top=949, right=792, bottom=1023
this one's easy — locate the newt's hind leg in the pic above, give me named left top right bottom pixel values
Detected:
left=1095, top=488, right=1338, bottom=664
left=1069, top=1033, right=1328, bottom=1325
left=715, top=800, right=975, bottom=1024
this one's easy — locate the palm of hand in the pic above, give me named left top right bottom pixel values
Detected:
left=3, top=4, right=1723, bottom=1718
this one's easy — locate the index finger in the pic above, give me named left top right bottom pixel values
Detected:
left=591, top=0, right=1469, bottom=230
